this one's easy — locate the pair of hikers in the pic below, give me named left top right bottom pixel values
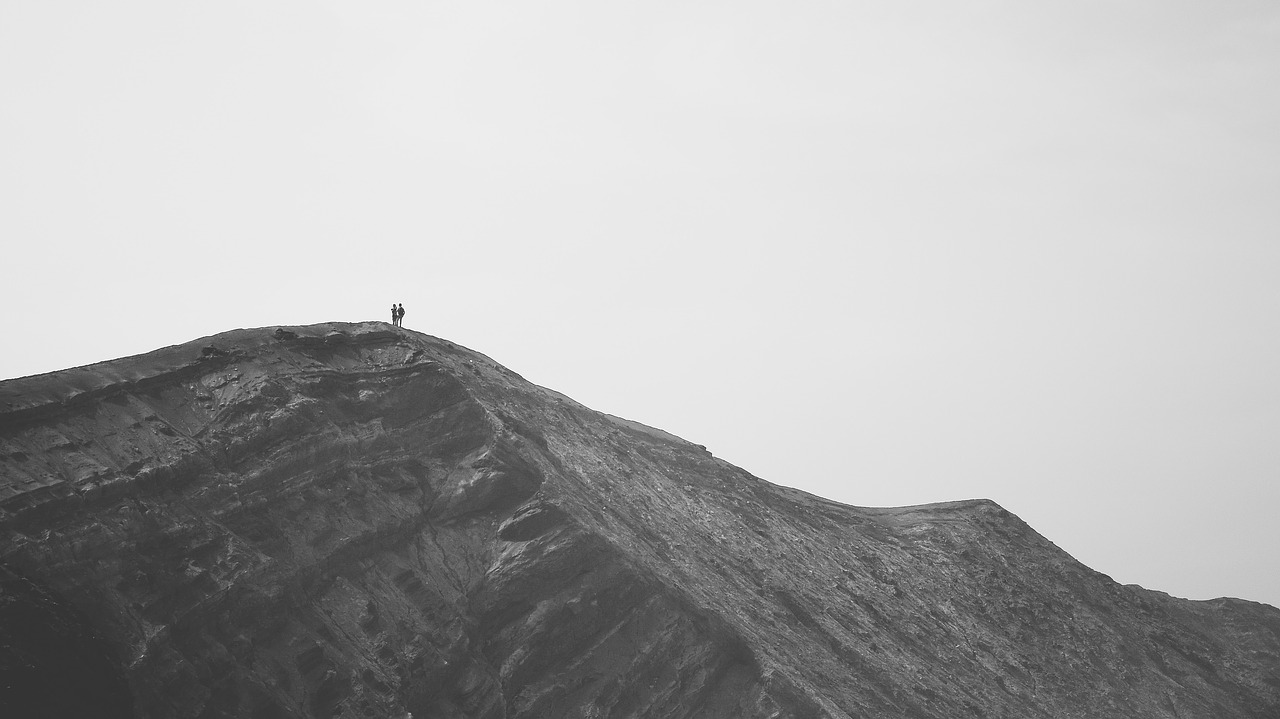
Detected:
left=390, top=303, right=406, bottom=327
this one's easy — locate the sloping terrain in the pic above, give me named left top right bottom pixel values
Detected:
left=1, top=322, right=1278, bottom=718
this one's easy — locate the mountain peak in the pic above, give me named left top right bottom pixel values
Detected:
left=2, top=323, right=1278, bottom=718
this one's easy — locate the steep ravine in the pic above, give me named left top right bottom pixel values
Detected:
left=1, top=322, right=1278, bottom=718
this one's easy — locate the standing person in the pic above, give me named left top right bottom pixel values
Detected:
left=391, top=303, right=399, bottom=326
left=397, top=303, right=406, bottom=328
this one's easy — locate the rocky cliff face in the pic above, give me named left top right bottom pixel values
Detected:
left=1, top=322, right=1278, bottom=719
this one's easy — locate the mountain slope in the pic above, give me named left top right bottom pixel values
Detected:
left=1, top=322, right=1277, bottom=718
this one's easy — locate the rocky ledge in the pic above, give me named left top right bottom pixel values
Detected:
left=1, top=322, right=1278, bottom=718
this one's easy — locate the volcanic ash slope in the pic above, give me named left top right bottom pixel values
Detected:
left=1, top=322, right=1278, bottom=719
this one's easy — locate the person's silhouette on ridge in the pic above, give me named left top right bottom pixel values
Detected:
left=397, top=303, right=405, bottom=328
left=391, top=303, right=399, bottom=326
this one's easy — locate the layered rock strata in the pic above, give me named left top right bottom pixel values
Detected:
left=1, top=322, right=1277, bottom=718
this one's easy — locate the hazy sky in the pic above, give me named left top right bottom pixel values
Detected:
left=3, top=1, right=1279, bottom=608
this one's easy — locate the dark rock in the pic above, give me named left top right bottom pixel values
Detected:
left=0, top=321, right=1277, bottom=719
left=0, top=564, right=134, bottom=718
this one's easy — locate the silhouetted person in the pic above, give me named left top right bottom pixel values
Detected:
left=391, top=303, right=399, bottom=326
left=397, top=303, right=406, bottom=328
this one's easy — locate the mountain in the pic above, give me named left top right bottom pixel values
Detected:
left=1, top=322, right=1277, bottom=719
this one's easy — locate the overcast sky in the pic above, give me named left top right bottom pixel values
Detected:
left=3, top=1, right=1278, bottom=608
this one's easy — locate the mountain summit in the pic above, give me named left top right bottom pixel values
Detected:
left=2, top=322, right=1278, bottom=718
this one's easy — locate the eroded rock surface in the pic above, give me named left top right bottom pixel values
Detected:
left=1, top=322, right=1277, bottom=718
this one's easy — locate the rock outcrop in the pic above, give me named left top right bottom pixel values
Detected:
left=1, top=322, right=1277, bottom=718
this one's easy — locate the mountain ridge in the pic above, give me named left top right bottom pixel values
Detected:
left=2, top=322, right=1278, bottom=718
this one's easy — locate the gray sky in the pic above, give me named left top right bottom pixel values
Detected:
left=3, top=1, right=1279, bottom=608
